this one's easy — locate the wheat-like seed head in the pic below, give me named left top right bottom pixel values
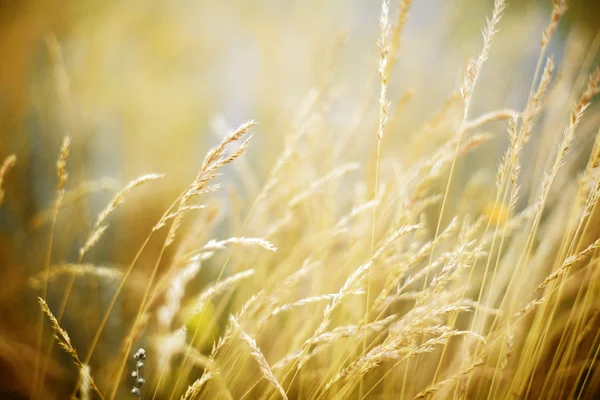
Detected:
left=29, top=263, right=122, bottom=288
left=38, top=298, right=103, bottom=398
left=0, top=154, right=16, bottom=206
left=231, top=316, right=288, bottom=400
left=181, top=371, right=213, bottom=400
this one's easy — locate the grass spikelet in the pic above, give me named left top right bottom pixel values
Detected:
left=94, top=173, right=164, bottom=229
left=376, top=0, right=390, bottom=141
left=181, top=371, right=213, bottom=400
left=413, top=356, right=484, bottom=400
left=541, top=0, right=567, bottom=49
left=153, top=205, right=206, bottom=232
left=191, top=269, right=256, bottom=315
left=318, top=225, right=420, bottom=335
left=166, top=121, right=255, bottom=247
left=288, top=163, right=360, bottom=209
left=536, top=238, right=600, bottom=291
left=460, top=0, right=505, bottom=103
left=292, top=224, right=419, bottom=371
left=79, top=364, right=91, bottom=400
left=375, top=217, right=460, bottom=311
left=37, top=298, right=103, bottom=399
left=35, top=136, right=74, bottom=398
left=80, top=173, right=164, bottom=259
left=79, top=225, right=108, bottom=259
left=533, top=68, right=600, bottom=215
left=56, top=137, right=71, bottom=192
left=202, top=237, right=277, bottom=252
left=387, top=0, right=413, bottom=75
left=38, top=297, right=78, bottom=366
left=201, top=120, right=256, bottom=173
left=461, top=109, right=517, bottom=133
left=0, top=154, right=16, bottom=207
left=327, top=328, right=481, bottom=389
left=29, top=263, right=122, bottom=288
left=269, top=291, right=364, bottom=318
left=501, top=333, right=514, bottom=371
left=158, top=257, right=202, bottom=330
left=273, top=314, right=400, bottom=371
left=334, top=198, right=380, bottom=233
left=516, top=297, right=547, bottom=318
left=231, top=316, right=288, bottom=400
left=314, top=314, right=398, bottom=346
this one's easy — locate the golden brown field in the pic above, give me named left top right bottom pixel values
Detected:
left=1, top=0, right=600, bottom=399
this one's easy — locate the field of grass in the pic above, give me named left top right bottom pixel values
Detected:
left=1, top=0, right=600, bottom=399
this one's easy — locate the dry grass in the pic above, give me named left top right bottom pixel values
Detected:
left=1, top=0, right=600, bottom=399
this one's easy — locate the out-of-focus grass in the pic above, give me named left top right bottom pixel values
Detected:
left=1, top=0, right=600, bottom=399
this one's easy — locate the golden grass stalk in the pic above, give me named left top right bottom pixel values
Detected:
left=501, top=333, right=514, bottom=371
left=530, top=68, right=600, bottom=221
left=413, top=356, right=484, bottom=400
left=0, top=154, right=16, bottom=207
left=180, top=371, right=213, bottom=400
left=316, top=225, right=420, bottom=338
left=268, top=291, right=364, bottom=318
left=369, top=0, right=390, bottom=298
left=190, top=269, right=255, bottom=315
left=200, top=120, right=256, bottom=173
left=93, top=173, right=164, bottom=227
left=541, top=1, right=567, bottom=50
left=312, top=314, right=398, bottom=347
left=80, top=173, right=164, bottom=259
left=56, top=137, right=71, bottom=192
left=35, top=136, right=72, bottom=400
left=374, top=217, right=460, bottom=311
left=79, top=225, right=109, bottom=259
left=165, top=121, right=255, bottom=247
left=376, top=0, right=390, bottom=142
left=29, top=263, right=122, bottom=288
left=333, top=198, right=380, bottom=233
left=536, top=238, right=600, bottom=291
left=357, top=24, right=392, bottom=388
left=460, top=0, right=505, bottom=103
left=496, top=57, right=553, bottom=189
left=272, top=314, right=398, bottom=371
left=387, top=0, right=413, bottom=76
left=516, top=296, right=547, bottom=318
left=79, top=364, right=91, bottom=400
left=291, top=224, right=420, bottom=372
left=153, top=205, right=206, bottom=232
left=288, top=163, right=360, bottom=209
left=130, top=127, right=257, bottom=399
left=413, top=134, right=493, bottom=200
left=577, top=127, right=600, bottom=204
left=37, top=298, right=103, bottom=399
left=202, top=237, right=277, bottom=253
left=365, top=4, right=392, bottom=380
left=231, top=316, right=288, bottom=400
left=328, top=326, right=482, bottom=390
left=157, top=257, right=202, bottom=330
left=461, top=109, right=517, bottom=134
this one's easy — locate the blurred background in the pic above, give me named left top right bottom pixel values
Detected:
left=1, top=0, right=599, bottom=252
left=1, top=0, right=599, bottom=398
